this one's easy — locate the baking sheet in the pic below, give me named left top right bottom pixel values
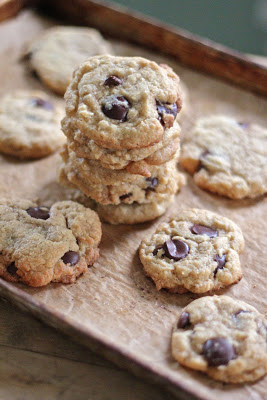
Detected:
left=0, top=10, right=266, bottom=400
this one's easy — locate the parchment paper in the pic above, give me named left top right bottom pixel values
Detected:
left=0, top=10, right=266, bottom=400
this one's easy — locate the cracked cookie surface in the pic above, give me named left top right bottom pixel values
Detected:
left=139, top=209, right=244, bottom=293
left=172, top=295, right=267, bottom=383
left=64, top=55, right=182, bottom=149
left=26, top=26, right=113, bottom=95
left=0, top=90, right=65, bottom=159
left=180, top=116, right=267, bottom=199
left=0, top=199, right=101, bottom=287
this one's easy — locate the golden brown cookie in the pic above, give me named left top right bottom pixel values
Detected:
left=0, top=91, right=65, bottom=159
left=64, top=55, right=182, bottom=149
left=25, top=26, right=113, bottom=95
left=139, top=209, right=244, bottom=293
left=0, top=199, right=101, bottom=287
left=63, top=116, right=181, bottom=173
left=172, top=296, right=267, bottom=383
left=60, top=147, right=182, bottom=205
left=181, top=116, right=267, bottom=199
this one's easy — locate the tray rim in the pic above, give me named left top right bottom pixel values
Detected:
left=41, top=0, right=267, bottom=97
left=0, top=1, right=266, bottom=399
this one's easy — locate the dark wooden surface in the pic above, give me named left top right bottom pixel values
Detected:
left=0, top=279, right=198, bottom=400
left=0, top=297, right=176, bottom=400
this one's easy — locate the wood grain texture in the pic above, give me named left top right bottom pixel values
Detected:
left=40, top=0, right=267, bottom=97
left=0, top=9, right=266, bottom=400
left=0, top=299, right=175, bottom=400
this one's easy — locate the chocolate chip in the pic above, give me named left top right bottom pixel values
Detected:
left=213, top=254, right=226, bottom=276
left=190, top=224, right=218, bottom=238
left=146, top=177, right=158, bottom=189
left=153, top=245, right=163, bottom=256
left=119, top=193, right=132, bottom=200
left=22, top=51, right=32, bottom=61
left=234, top=310, right=249, bottom=317
left=104, top=75, right=122, bottom=86
left=238, top=122, right=249, bottom=129
left=178, top=312, right=190, bottom=329
left=31, top=98, right=54, bottom=111
left=233, top=310, right=250, bottom=322
left=156, top=100, right=178, bottom=127
left=203, top=337, right=237, bottom=366
left=196, top=150, right=211, bottom=172
left=26, top=207, right=50, bottom=220
left=31, top=69, right=39, bottom=80
left=7, top=262, right=18, bottom=276
left=163, top=239, right=189, bottom=261
left=61, top=251, right=80, bottom=266
left=102, top=96, right=131, bottom=121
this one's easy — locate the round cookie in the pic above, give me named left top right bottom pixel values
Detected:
left=58, top=170, right=184, bottom=224
left=25, top=26, right=113, bottom=95
left=180, top=116, right=267, bottom=199
left=172, top=296, right=267, bottom=383
left=60, top=157, right=184, bottom=205
left=63, top=116, right=181, bottom=172
left=139, top=209, right=244, bottom=293
left=61, top=145, right=180, bottom=185
left=96, top=196, right=176, bottom=225
left=65, top=55, right=182, bottom=149
left=0, top=199, right=101, bottom=287
left=0, top=90, right=65, bottom=159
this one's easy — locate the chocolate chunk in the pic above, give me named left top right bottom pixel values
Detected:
left=178, top=312, right=190, bottom=329
left=213, top=254, right=226, bottom=276
left=190, top=224, right=218, bottom=238
left=238, top=122, right=249, bottom=129
left=61, top=251, right=80, bottom=266
left=26, top=207, right=50, bottom=220
left=203, top=337, right=237, bottom=366
left=22, top=51, right=32, bottom=61
left=31, top=98, right=54, bottom=111
left=196, top=150, right=211, bottom=172
left=104, top=75, right=122, bottom=86
left=234, top=310, right=249, bottom=317
left=102, top=96, right=131, bottom=121
left=233, top=310, right=250, bottom=322
left=119, top=193, right=132, bottom=200
left=7, top=262, right=18, bottom=276
left=31, top=69, right=39, bottom=80
left=146, top=177, right=158, bottom=189
left=163, top=239, right=189, bottom=261
left=153, top=245, right=163, bottom=256
left=156, top=100, right=178, bottom=127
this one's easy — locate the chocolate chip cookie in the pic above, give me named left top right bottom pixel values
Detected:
left=181, top=116, right=267, bottom=199
left=25, top=26, right=113, bottom=95
left=64, top=55, right=182, bottom=149
left=172, top=295, right=267, bottom=382
left=0, top=90, right=65, bottom=159
left=60, top=144, right=182, bottom=204
left=0, top=199, right=101, bottom=287
left=139, top=209, right=244, bottom=293
left=63, top=116, right=181, bottom=173
left=96, top=196, right=178, bottom=225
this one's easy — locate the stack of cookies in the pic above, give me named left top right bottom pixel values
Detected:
left=59, top=55, right=185, bottom=224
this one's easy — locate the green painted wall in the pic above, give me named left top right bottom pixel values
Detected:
left=110, top=0, right=266, bottom=55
